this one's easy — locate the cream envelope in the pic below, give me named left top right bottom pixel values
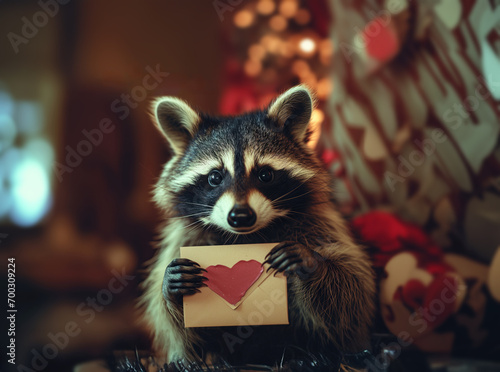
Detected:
left=181, top=243, right=289, bottom=328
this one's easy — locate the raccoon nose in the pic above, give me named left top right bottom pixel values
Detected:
left=227, top=204, right=256, bottom=228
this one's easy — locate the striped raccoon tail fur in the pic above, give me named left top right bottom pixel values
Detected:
left=138, top=85, right=376, bottom=366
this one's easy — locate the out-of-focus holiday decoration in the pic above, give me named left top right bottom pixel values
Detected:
left=353, top=211, right=500, bottom=357
left=327, top=0, right=500, bottom=262
left=219, top=0, right=332, bottom=149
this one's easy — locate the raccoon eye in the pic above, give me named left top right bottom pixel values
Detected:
left=208, top=170, right=223, bottom=187
left=258, top=167, right=274, bottom=183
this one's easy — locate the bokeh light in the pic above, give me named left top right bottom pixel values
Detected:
left=16, top=101, right=43, bottom=135
left=0, top=89, right=14, bottom=116
left=279, top=0, right=298, bottom=18
left=278, top=41, right=294, bottom=58
left=0, top=114, right=16, bottom=153
left=256, top=0, right=275, bottom=15
left=249, top=44, right=267, bottom=60
left=244, top=59, right=262, bottom=76
left=24, top=137, right=55, bottom=169
left=234, top=10, right=255, bottom=28
left=261, top=35, right=281, bottom=53
left=299, top=37, right=316, bottom=54
left=0, top=89, right=52, bottom=227
left=269, top=14, right=287, bottom=31
left=292, top=59, right=310, bottom=77
left=10, top=154, right=52, bottom=227
left=294, top=9, right=311, bottom=25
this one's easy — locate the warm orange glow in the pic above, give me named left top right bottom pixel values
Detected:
left=234, top=10, right=254, bottom=28
left=308, top=109, right=324, bottom=149
left=256, top=0, right=275, bottom=15
left=319, top=39, right=333, bottom=56
left=291, top=59, right=310, bottom=77
left=244, top=59, right=262, bottom=76
left=279, top=0, right=298, bottom=18
left=301, top=75, right=317, bottom=90
left=316, top=78, right=333, bottom=99
left=319, top=40, right=334, bottom=65
left=311, top=109, right=325, bottom=123
left=261, top=35, right=281, bottom=53
left=269, top=14, right=287, bottom=31
left=279, top=41, right=294, bottom=57
left=249, top=44, right=266, bottom=60
left=295, top=9, right=311, bottom=25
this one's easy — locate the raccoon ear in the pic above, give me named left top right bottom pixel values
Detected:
left=153, top=97, right=201, bottom=155
left=267, top=85, right=314, bottom=143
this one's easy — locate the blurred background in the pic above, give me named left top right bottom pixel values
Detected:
left=0, top=0, right=499, bottom=371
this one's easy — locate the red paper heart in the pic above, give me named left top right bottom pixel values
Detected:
left=205, top=260, right=264, bottom=306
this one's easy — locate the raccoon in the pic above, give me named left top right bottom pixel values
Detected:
left=139, top=86, right=375, bottom=366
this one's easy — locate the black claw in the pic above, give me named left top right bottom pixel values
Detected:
left=168, top=258, right=200, bottom=267
left=171, top=274, right=207, bottom=283
left=268, top=252, right=300, bottom=269
left=164, top=258, right=207, bottom=301
left=281, top=258, right=303, bottom=271
left=168, top=266, right=206, bottom=275
left=266, top=246, right=300, bottom=260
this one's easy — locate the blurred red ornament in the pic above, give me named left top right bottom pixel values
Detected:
left=362, top=17, right=400, bottom=63
left=321, top=149, right=338, bottom=167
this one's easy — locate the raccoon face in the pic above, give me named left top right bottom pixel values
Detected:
left=153, top=86, right=323, bottom=236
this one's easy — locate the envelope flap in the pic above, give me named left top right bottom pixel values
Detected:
left=217, top=268, right=272, bottom=309
left=180, top=243, right=278, bottom=267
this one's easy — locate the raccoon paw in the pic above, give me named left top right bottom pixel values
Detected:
left=263, top=242, right=324, bottom=278
left=162, top=258, right=207, bottom=303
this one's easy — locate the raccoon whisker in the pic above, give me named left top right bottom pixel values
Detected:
left=177, top=201, right=214, bottom=208
left=271, top=170, right=322, bottom=203
left=224, top=231, right=237, bottom=245
left=281, top=214, right=302, bottom=225
left=272, top=188, right=320, bottom=205
left=231, top=234, right=239, bottom=245
left=194, top=220, right=214, bottom=236
left=254, top=229, right=267, bottom=242
left=168, top=211, right=211, bottom=220
left=180, top=212, right=210, bottom=219
left=285, top=210, right=318, bottom=218
left=271, top=184, right=307, bottom=204
left=184, top=221, right=210, bottom=238
left=183, top=219, right=205, bottom=230
left=273, top=187, right=333, bottom=205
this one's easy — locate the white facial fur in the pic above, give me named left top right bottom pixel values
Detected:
left=202, top=190, right=286, bottom=234
left=170, top=149, right=235, bottom=192
left=243, top=149, right=316, bottom=180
